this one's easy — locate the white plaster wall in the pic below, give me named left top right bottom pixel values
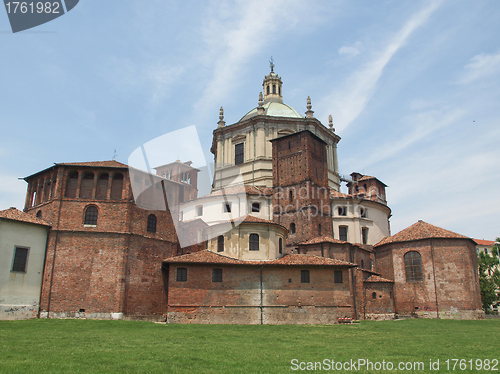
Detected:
left=0, top=219, right=48, bottom=320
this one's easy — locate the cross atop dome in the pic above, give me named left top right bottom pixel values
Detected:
left=262, top=57, right=283, bottom=104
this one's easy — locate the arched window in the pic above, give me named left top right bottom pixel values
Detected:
left=96, top=173, right=109, bottom=200
left=266, top=85, right=270, bottom=95
left=65, top=171, right=79, bottom=198
left=217, top=235, right=224, bottom=252
left=147, top=214, right=157, bottom=233
left=279, top=238, right=283, bottom=254
left=290, top=223, right=296, bottom=234
left=36, top=210, right=42, bottom=218
left=372, top=292, right=377, bottom=300
left=404, top=251, right=423, bottom=282
left=80, top=172, right=94, bottom=199
left=84, top=205, right=98, bottom=225
left=249, top=233, right=259, bottom=251
left=110, top=173, right=124, bottom=200
left=272, top=84, right=276, bottom=94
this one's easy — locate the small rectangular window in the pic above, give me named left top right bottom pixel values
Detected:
left=339, top=226, right=348, bottom=242
left=212, top=268, right=223, bottom=282
left=338, top=207, right=347, bottom=216
left=235, top=143, right=244, bottom=165
left=360, top=208, right=367, bottom=218
left=251, top=202, right=260, bottom=212
left=362, top=227, right=369, bottom=245
left=301, top=270, right=310, bottom=283
left=334, top=270, right=343, bottom=283
left=249, top=233, right=259, bottom=251
left=196, top=205, right=203, bottom=217
left=223, top=202, right=232, bottom=213
left=176, top=267, right=187, bottom=282
left=217, top=235, right=224, bottom=252
left=12, top=247, right=29, bottom=273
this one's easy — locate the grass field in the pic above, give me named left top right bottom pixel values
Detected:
left=1, top=319, right=499, bottom=373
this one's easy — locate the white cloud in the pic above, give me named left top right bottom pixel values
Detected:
left=319, top=1, right=443, bottom=131
left=458, top=51, right=500, bottom=84
left=338, top=41, right=363, bottom=57
left=193, top=0, right=306, bottom=116
left=362, top=105, right=465, bottom=169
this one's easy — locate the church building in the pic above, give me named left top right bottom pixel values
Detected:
left=8, top=63, right=482, bottom=322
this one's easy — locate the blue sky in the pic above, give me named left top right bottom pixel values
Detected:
left=1, top=0, right=499, bottom=240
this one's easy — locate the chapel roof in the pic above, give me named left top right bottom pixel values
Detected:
left=375, top=220, right=469, bottom=247
left=0, top=207, right=50, bottom=227
left=163, top=250, right=356, bottom=267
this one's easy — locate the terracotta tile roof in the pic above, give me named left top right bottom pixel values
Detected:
left=375, top=220, right=469, bottom=247
left=58, top=160, right=128, bottom=168
left=351, top=243, right=374, bottom=252
left=298, top=236, right=347, bottom=245
left=358, top=175, right=376, bottom=181
left=270, top=254, right=355, bottom=267
left=330, top=190, right=350, bottom=198
left=364, top=275, right=394, bottom=283
left=209, top=215, right=288, bottom=231
left=209, top=185, right=273, bottom=196
left=0, top=207, right=50, bottom=226
left=473, top=239, right=496, bottom=246
left=163, top=250, right=356, bottom=267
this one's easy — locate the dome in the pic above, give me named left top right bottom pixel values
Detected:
left=240, top=101, right=303, bottom=121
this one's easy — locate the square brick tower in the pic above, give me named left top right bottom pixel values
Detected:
left=271, top=130, right=333, bottom=250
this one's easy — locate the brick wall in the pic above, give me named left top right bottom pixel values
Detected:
left=165, top=264, right=353, bottom=324
left=25, top=164, right=179, bottom=320
left=375, top=238, right=483, bottom=319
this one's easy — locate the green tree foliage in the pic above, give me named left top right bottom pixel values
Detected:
left=477, top=238, right=500, bottom=312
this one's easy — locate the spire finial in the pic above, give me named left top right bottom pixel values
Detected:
left=328, top=114, right=335, bottom=132
left=257, top=92, right=265, bottom=115
left=270, top=56, right=274, bottom=72
left=305, top=96, right=314, bottom=118
left=217, top=106, right=226, bottom=128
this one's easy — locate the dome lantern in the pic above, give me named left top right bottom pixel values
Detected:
left=262, top=57, right=283, bottom=104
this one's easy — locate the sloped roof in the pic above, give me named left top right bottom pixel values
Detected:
left=208, top=215, right=288, bottom=231
left=474, top=239, right=496, bottom=246
left=375, top=220, right=469, bottom=247
left=298, top=236, right=347, bottom=245
left=364, top=275, right=394, bottom=283
left=209, top=185, right=273, bottom=196
left=0, top=207, right=50, bottom=227
left=57, top=160, right=128, bottom=168
left=163, top=250, right=356, bottom=267
left=330, top=190, right=350, bottom=198
left=24, top=160, right=129, bottom=180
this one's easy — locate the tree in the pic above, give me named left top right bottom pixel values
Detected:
left=477, top=238, right=500, bottom=312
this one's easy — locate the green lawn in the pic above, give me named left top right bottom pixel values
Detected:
left=0, top=319, right=499, bottom=373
